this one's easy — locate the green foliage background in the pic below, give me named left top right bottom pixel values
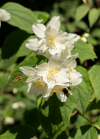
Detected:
left=0, top=0, right=100, bottom=139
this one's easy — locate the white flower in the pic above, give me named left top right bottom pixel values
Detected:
left=35, top=54, right=69, bottom=89
left=4, top=117, right=15, bottom=125
left=81, top=37, right=87, bottom=42
left=26, top=16, right=71, bottom=56
left=26, top=16, right=78, bottom=58
left=63, top=53, right=82, bottom=86
left=0, top=9, right=11, bottom=26
left=19, top=66, right=51, bottom=98
left=12, top=101, right=26, bottom=109
left=83, top=33, right=89, bottom=38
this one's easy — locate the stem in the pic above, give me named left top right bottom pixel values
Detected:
left=39, top=132, right=47, bottom=139
left=78, top=112, right=93, bottom=124
left=94, top=124, right=100, bottom=130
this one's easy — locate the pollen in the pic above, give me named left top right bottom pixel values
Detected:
left=48, top=36, right=59, bottom=47
left=51, top=86, right=62, bottom=95
left=33, top=80, right=45, bottom=90
left=47, top=67, right=59, bottom=81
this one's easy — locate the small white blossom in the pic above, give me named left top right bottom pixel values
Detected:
left=30, top=136, right=37, bottom=139
left=13, top=88, right=17, bottom=94
left=0, top=9, right=11, bottom=26
left=12, top=101, right=26, bottom=109
left=83, top=33, right=89, bottom=38
left=81, top=37, right=87, bottom=42
left=4, top=117, right=15, bottom=125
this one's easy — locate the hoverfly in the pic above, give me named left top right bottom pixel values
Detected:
left=12, top=74, right=23, bottom=83
left=11, top=74, right=26, bottom=87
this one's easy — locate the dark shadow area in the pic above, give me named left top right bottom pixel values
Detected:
left=70, top=125, right=91, bottom=138
left=2, top=124, right=37, bottom=139
left=38, top=93, right=65, bottom=138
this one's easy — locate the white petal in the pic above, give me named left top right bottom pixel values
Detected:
left=49, top=43, right=65, bottom=55
left=56, top=31, right=67, bottom=43
left=42, top=85, right=52, bottom=98
left=56, top=92, right=67, bottom=102
left=39, top=44, right=47, bottom=52
left=28, top=83, right=43, bottom=95
left=67, top=34, right=78, bottom=42
left=45, top=26, right=57, bottom=38
left=35, top=63, right=49, bottom=76
left=26, top=38, right=39, bottom=51
left=48, top=16, right=60, bottom=32
left=32, top=24, right=46, bottom=38
left=48, top=53, right=63, bottom=68
left=71, top=77, right=82, bottom=86
left=64, top=53, right=78, bottom=68
left=19, top=66, right=36, bottom=77
left=56, top=70, right=69, bottom=83
left=0, top=9, right=11, bottom=21
left=37, top=50, right=52, bottom=59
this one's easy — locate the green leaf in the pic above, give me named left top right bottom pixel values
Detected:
left=16, top=35, right=36, bottom=57
left=90, top=65, right=100, bottom=102
left=76, top=21, right=88, bottom=30
left=74, top=114, right=90, bottom=127
left=86, top=99, right=100, bottom=111
left=95, top=116, right=100, bottom=130
left=71, top=39, right=97, bottom=63
left=38, top=94, right=73, bottom=139
left=71, top=66, right=91, bottom=114
left=8, top=53, right=37, bottom=87
left=75, top=4, right=89, bottom=22
left=2, top=3, right=49, bottom=33
left=69, top=125, right=98, bottom=139
left=2, top=29, right=30, bottom=59
left=57, top=131, right=68, bottom=139
left=1, top=125, right=37, bottom=139
left=25, top=108, right=40, bottom=129
left=2, top=2, right=37, bottom=33
left=35, top=11, right=49, bottom=23
left=91, top=28, right=100, bottom=38
left=89, top=8, right=100, bottom=27
left=0, top=72, right=9, bottom=91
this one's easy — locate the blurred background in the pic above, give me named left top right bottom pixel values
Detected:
left=0, top=0, right=100, bottom=137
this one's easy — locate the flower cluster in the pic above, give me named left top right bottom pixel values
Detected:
left=20, top=16, right=82, bottom=102
left=0, top=8, right=11, bottom=26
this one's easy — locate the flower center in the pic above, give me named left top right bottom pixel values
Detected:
left=46, top=68, right=59, bottom=81
left=51, top=86, right=63, bottom=95
left=33, top=80, right=45, bottom=90
left=48, top=36, right=59, bottom=47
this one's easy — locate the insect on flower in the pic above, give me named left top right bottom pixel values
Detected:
left=62, top=88, right=70, bottom=97
left=62, top=87, right=77, bottom=97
